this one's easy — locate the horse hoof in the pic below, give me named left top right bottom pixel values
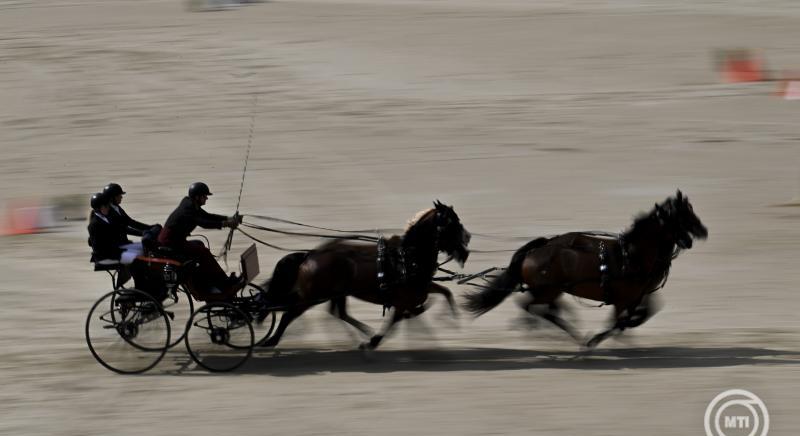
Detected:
left=359, top=335, right=382, bottom=351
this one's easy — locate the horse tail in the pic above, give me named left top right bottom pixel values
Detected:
left=463, top=237, right=548, bottom=317
left=262, top=251, right=310, bottom=302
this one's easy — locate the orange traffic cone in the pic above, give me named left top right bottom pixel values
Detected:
left=716, top=49, right=767, bottom=83
left=1, top=202, right=44, bottom=236
left=776, top=80, right=800, bottom=100
left=723, top=57, right=764, bottom=83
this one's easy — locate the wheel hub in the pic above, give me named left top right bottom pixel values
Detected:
left=117, top=321, right=138, bottom=340
left=210, top=327, right=230, bottom=345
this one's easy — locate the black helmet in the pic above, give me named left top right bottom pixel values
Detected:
left=90, top=192, right=110, bottom=210
left=103, top=183, right=125, bottom=197
left=188, top=182, right=212, bottom=197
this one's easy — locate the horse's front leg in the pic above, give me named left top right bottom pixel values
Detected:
left=585, top=314, right=623, bottom=349
left=624, top=293, right=662, bottom=329
left=359, top=309, right=403, bottom=351
left=328, top=296, right=375, bottom=338
left=585, top=296, right=644, bottom=349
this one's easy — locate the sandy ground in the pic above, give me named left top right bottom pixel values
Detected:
left=1, top=0, right=799, bottom=434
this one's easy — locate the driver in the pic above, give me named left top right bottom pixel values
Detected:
left=157, top=182, right=243, bottom=299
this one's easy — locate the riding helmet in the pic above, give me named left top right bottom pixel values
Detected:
left=103, top=183, right=126, bottom=197
left=188, top=182, right=213, bottom=197
left=90, top=192, right=110, bottom=210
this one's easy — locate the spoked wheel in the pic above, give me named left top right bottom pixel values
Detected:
left=160, top=287, right=194, bottom=348
left=185, top=302, right=254, bottom=372
left=239, top=284, right=277, bottom=346
left=86, top=289, right=171, bottom=374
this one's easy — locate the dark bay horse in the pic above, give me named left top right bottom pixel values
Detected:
left=464, top=190, right=707, bottom=348
left=260, top=201, right=471, bottom=350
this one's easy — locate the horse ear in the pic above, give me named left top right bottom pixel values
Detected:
left=434, top=199, right=443, bottom=209
left=676, top=189, right=683, bottom=200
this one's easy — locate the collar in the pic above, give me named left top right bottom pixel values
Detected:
left=111, top=204, right=121, bottom=214
left=94, top=212, right=110, bottom=224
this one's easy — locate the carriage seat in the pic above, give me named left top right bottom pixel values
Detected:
left=92, top=260, right=125, bottom=289
left=136, top=253, right=185, bottom=267
left=153, top=245, right=177, bottom=256
left=145, top=245, right=190, bottom=262
left=93, top=260, right=122, bottom=272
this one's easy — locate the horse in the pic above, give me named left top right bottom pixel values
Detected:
left=259, top=200, right=471, bottom=350
left=463, top=190, right=707, bottom=349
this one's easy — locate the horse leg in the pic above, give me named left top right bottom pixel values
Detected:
left=625, top=293, right=662, bottom=329
left=359, top=309, right=403, bottom=351
left=396, top=283, right=455, bottom=320
left=261, top=305, right=310, bottom=348
left=586, top=303, right=633, bottom=349
left=585, top=323, right=620, bottom=349
left=427, top=283, right=458, bottom=318
left=328, top=296, right=375, bottom=338
left=521, top=288, right=581, bottom=343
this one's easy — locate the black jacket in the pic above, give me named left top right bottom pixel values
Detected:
left=109, top=204, right=151, bottom=239
left=87, top=212, right=127, bottom=262
left=160, top=197, right=226, bottom=246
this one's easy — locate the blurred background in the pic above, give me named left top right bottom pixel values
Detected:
left=0, top=0, right=798, bottom=435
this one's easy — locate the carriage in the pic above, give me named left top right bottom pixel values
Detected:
left=84, top=201, right=472, bottom=374
left=85, top=243, right=279, bottom=374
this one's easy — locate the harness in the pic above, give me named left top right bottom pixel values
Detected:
left=375, top=212, right=444, bottom=316
left=376, top=235, right=408, bottom=315
left=598, top=240, right=611, bottom=303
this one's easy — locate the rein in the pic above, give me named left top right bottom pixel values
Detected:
left=241, top=221, right=380, bottom=243
left=235, top=227, right=311, bottom=252
left=245, top=214, right=390, bottom=235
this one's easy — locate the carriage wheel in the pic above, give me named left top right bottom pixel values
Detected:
left=160, top=287, right=194, bottom=348
left=185, top=302, right=254, bottom=372
left=86, top=289, right=170, bottom=374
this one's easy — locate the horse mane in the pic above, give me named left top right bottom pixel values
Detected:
left=623, top=211, right=653, bottom=240
left=405, top=208, right=435, bottom=232
left=621, top=198, right=678, bottom=294
left=622, top=200, right=667, bottom=241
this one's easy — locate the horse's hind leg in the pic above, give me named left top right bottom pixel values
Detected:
left=328, top=296, right=375, bottom=338
left=427, top=283, right=458, bottom=318
left=520, top=288, right=581, bottom=343
left=261, top=305, right=310, bottom=348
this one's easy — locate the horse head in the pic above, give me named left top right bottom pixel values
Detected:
left=406, top=201, right=470, bottom=266
left=662, top=190, right=708, bottom=249
left=431, top=200, right=471, bottom=266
